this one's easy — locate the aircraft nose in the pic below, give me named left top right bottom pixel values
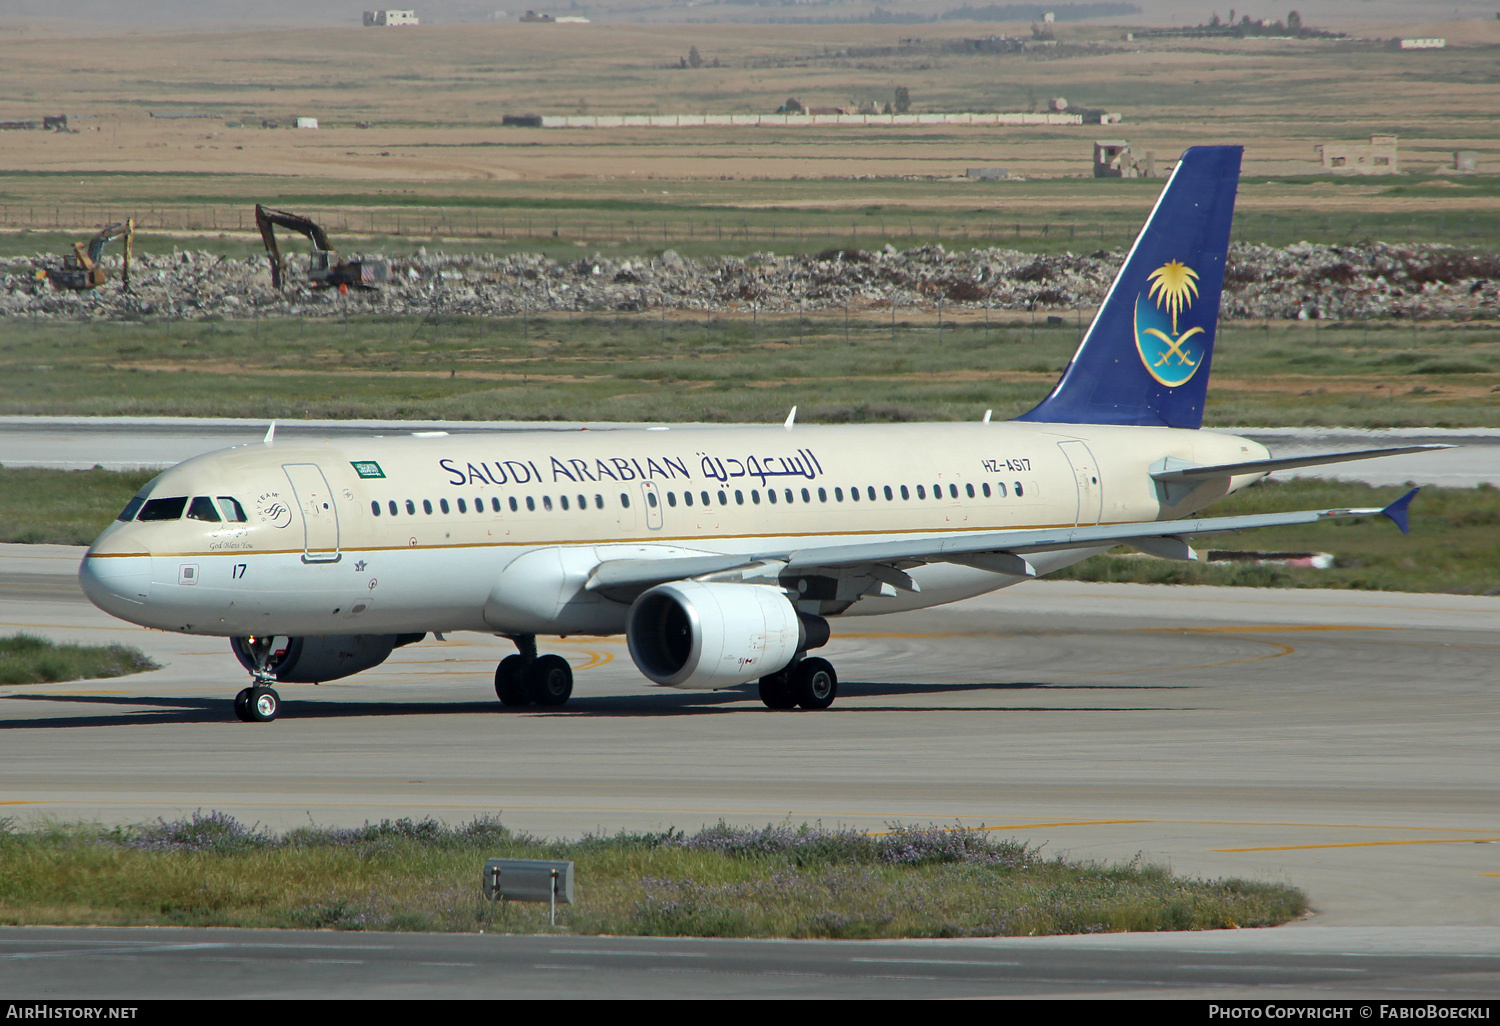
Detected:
left=79, top=541, right=152, bottom=617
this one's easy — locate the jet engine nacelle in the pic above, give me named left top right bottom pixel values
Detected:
left=230, top=633, right=424, bottom=684
left=626, top=581, right=827, bottom=690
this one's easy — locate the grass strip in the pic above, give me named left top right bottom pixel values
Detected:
left=0, top=467, right=158, bottom=545
left=0, top=814, right=1306, bottom=937
left=0, top=633, right=159, bottom=685
left=1052, top=479, right=1500, bottom=595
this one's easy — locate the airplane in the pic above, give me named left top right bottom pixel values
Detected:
left=79, top=145, right=1442, bottom=722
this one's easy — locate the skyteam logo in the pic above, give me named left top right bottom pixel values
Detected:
left=1135, top=259, right=1208, bottom=388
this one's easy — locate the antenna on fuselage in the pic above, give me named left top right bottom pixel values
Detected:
left=263, top=421, right=276, bottom=445
left=784, top=406, right=797, bottom=431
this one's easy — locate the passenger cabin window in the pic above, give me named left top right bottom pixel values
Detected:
left=118, top=497, right=145, bottom=522
left=620, top=493, right=631, bottom=508
left=457, top=499, right=467, bottom=513
left=371, top=501, right=382, bottom=517
left=423, top=500, right=433, bottom=515
left=406, top=500, right=416, bottom=515
left=137, top=496, right=188, bottom=522
left=388, top=500, right=398, bottom=516
left=509, top=497, right=519, bottom=512
left=439, top=498, right=450, bottom=514
left=1015, top=482, right=1024, bottom=497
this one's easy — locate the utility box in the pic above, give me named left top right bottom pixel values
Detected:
left=482, top=859, right=574, bottom=904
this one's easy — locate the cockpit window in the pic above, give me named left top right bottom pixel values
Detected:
left=217, top=497, right=247, bottom=522
left=187, top=497, right=222, bottom=522
left=117, top=497, right=145, bottom=522
left=137, top=496, right=188, bottom=522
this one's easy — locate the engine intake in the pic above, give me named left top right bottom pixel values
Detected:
left=231, top=633, right=424, bottom=684
left=626, top=581, right=826, bottom=690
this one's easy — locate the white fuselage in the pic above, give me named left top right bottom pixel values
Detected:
left=80, top=421, right=1267, bottom=640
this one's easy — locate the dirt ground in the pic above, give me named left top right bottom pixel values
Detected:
left=1, top=18, right=1497, bottom=194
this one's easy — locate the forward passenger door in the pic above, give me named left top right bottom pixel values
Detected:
left=282, top=463, right=341, bottom=563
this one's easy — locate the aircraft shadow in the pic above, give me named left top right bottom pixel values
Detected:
left=0, top=680, right=1196, bottom=727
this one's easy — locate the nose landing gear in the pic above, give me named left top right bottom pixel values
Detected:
left=234, top=685, right=281, bottom=722
left=494, top=634, right=574, bottom=708
left=233, top=635, right=284, bottom=722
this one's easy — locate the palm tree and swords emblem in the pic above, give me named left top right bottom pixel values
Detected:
left=1135, top=259, right=1207, bottom=388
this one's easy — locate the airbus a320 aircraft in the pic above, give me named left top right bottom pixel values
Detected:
left=80, top=146, right=1438, bottom=721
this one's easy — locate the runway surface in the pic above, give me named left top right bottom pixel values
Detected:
left=3, top=416, right=1497, bottom=486
left=4, top=925, right=1497, bottom=999
left=2, top=543, right=1497, bottom=996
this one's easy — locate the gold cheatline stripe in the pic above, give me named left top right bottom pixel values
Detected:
left=86, top=518, right=1114, bottom=559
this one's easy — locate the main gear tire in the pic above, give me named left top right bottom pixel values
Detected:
left=790, top=658, right=837, bottom=710
left=494, top=654, right=531, bottom=706
left=758, top=671, right=797, bottom=710
left=528, top=654, right=573, bottom=707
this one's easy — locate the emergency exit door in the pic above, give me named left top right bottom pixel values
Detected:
left=283, top=463, right=341, bottom=562
left=1056, top=441, right=1103, bottom=527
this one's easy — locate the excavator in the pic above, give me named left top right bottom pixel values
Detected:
left=41, top=219, right=133, bottom=291
left=254, top=204, right=390, bottom=290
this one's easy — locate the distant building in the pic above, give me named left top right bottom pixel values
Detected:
left=1093, top=140, right=1131, bottom=177
left=555, top=16, right=589, bottom=22
left=1397, top=37, right=1445, bottom=48
left=1316, top=134, right=1398, bottom=174
left=296, top=117, right=319, bottom=130
left=966, top=167, right=1007, bottom=180
left=1093, top=140, right=1157, bottom=178
left=1454, top=150, right=1478, bottom=173
left=364, top=10, right=418, bottom=26
left=520, top=10, right=555, bottom=21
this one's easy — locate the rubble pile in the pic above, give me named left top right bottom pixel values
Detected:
left=3, top=241, right=1495, bottom=322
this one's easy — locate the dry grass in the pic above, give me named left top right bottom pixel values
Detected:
left=0, top=19, right=1496, bottom=215
left=0, top=815, right=1308, bottom=937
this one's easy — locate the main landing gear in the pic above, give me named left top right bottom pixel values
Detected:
left=494, top=634, right=574, bottom=709
left=757, top=656, right=838, bottom=711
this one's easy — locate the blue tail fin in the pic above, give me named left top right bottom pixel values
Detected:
left=1016, top=145, right=1242, bottom=429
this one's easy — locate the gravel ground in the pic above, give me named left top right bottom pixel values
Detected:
left=4, top=241, right=1497, bottom=322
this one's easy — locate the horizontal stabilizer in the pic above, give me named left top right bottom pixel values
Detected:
left=1151, top=445, right=1452, bottom=483
left=1380, top=487, right=1420, bottom=536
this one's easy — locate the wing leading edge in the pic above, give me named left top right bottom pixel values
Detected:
left=585, top=490, right=1420, bottom=594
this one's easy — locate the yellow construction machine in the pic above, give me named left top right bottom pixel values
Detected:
left=41, top=219, right=134, bottom=291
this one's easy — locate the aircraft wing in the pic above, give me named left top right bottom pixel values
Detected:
left=584, top=489, right=1419, bottom=593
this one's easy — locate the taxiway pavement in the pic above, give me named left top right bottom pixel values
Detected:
left=2, top=543, right=1496, bottom=944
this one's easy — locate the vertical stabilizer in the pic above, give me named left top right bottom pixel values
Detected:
left=1016, top=145, right=1242, bottom=429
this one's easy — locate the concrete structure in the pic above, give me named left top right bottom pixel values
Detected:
left=1093, top=141, right=1157, bottom=178
left=1316, top=134, right=1398, bottom=175
left=1397, top=37, right=1445, bottom=48
left=1093, top=140, right=1130, bottom=177
left=1454, top=150, right=1478, bottom=173
left=363, top=10, right=418, bottom=25
left=528, top=112, right=1081, bottom=130
left=295, top=117, right=318, bottom=130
